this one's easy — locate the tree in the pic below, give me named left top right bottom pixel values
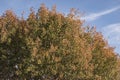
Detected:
left=0, top=4, right=119, bottom=80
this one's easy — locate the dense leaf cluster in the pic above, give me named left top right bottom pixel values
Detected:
left=0, top=4, right=120, bottom=80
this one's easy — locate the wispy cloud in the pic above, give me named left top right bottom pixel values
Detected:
left=81, top=6, right=120, bottom=21
left=103, top=23, right=120, bottom=35
left=102, top=23, right=120, bottom=53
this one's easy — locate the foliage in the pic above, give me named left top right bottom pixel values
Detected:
left=0, top=4, right=120, bottom=80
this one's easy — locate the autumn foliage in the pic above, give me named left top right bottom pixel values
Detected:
left=0, top=4, right=120, bottom=80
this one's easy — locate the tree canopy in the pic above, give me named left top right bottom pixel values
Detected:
left=0, top=4, right=120, bottom=80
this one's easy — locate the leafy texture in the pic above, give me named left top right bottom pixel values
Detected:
left=0, top=4, right=120, bottom=80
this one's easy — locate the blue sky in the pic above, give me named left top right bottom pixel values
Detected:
left=0, top=0, right=120, bottom=54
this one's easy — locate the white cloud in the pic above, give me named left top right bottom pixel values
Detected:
left=81, top=6, right=120, bottom=21
left=102, top=23, right=120, bottom=53
left=102, top=23, right=120, bottom=37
